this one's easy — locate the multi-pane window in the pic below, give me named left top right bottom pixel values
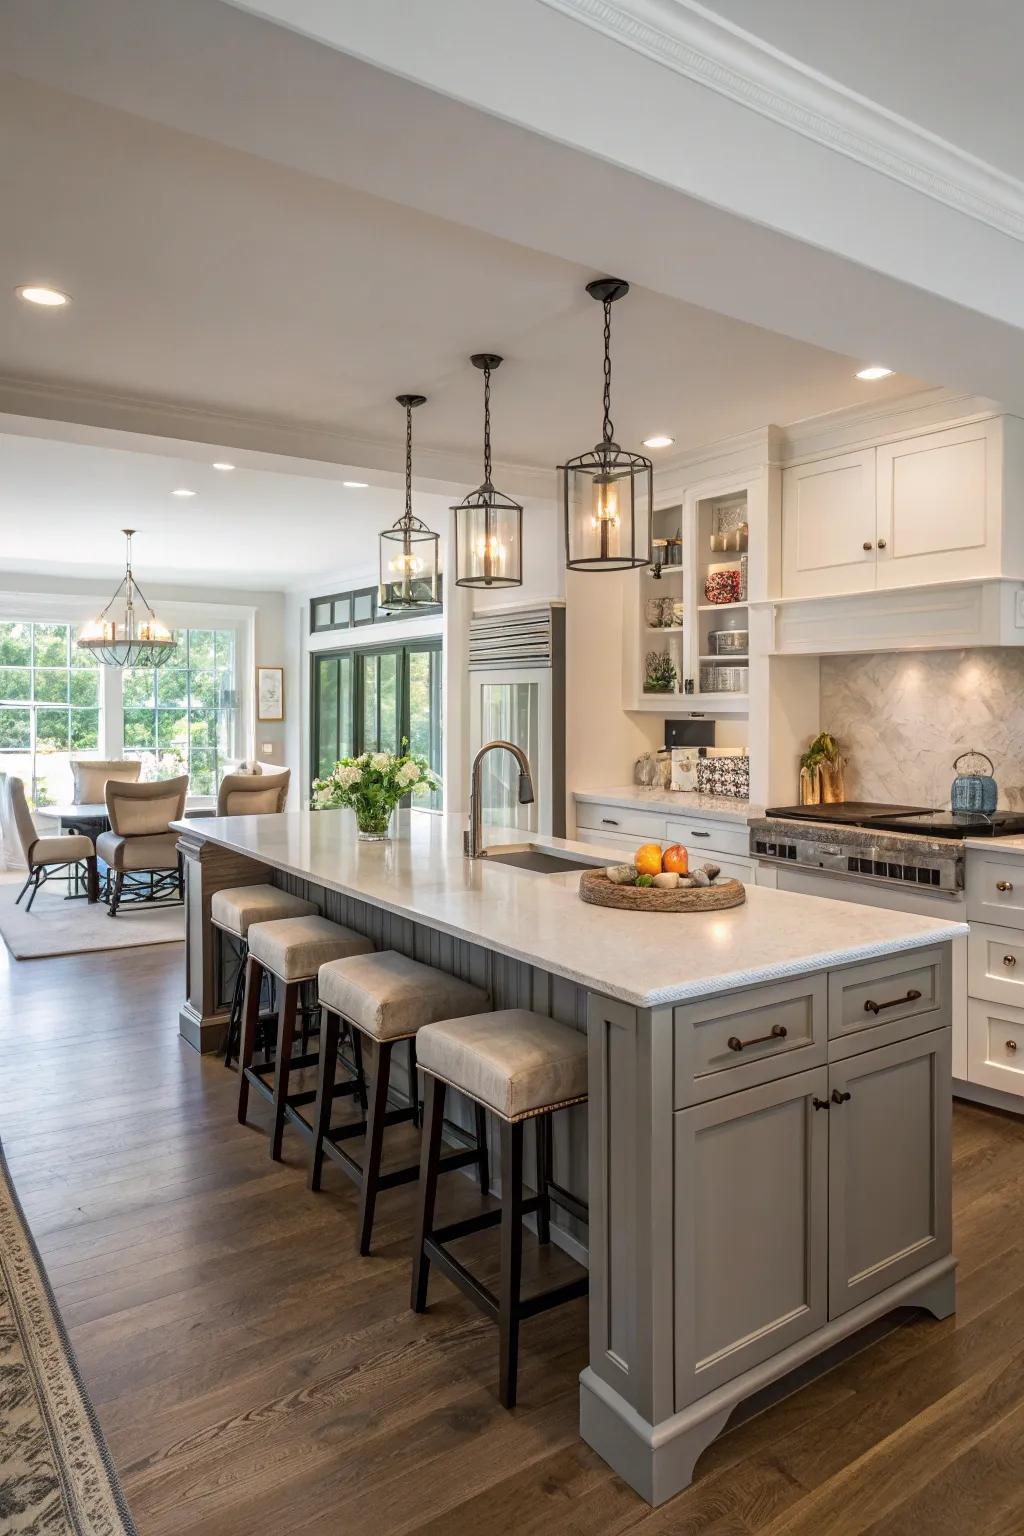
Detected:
left=122, top=629, right=237, bottom=797
left=0, top=622, right=100, bottom=805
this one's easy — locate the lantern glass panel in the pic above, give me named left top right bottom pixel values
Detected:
left=455, top=497, right=523, bottom=588
left=378, top=523, right=439, bottom=611
left=564, top=455, right=651, bottom=571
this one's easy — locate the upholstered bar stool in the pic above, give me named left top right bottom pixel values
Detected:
left=312, top=951, right=491, bottom=1256
left=238, top=916, right=375, bottom=1160
left=211, top=884, right=318, bottom=1068
left=411, top=1010, right=589, bottom=1409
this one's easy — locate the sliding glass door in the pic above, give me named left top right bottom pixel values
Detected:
left=311, top=638, right=441, bottom=806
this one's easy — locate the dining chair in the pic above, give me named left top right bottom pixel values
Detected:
left=5, top=776, right=98, bottom=910
left=70, top=758, right=142, bottom=804
left=216, top=766, right=290, bottom=817
left=96, top=776, right=188, bottom=916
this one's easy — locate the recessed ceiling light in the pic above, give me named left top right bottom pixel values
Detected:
left=856, top=365, right=894, bottom=380
left=343, top=480, right=369, bottom=488
left=212, top=461, right=235, bottom=472
left=642, top=434, right=674, bottom=449
left=16, top=284, right=70, bottom=307
left=171, top=487, right=196, bottom=497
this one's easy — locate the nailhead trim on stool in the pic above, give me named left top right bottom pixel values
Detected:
left=238, top=918, right=374, bottom=1161
left=309, top=951, right=491, bottom=1256
left=411, top=1010, right=589, bottom=1409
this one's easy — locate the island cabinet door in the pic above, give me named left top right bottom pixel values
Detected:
left=827, top=1028, right=952, bottom=1320
left=674, top=1065, right=829, bottom=1408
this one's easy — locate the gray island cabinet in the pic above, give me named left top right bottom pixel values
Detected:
left=172, top=810, right=964, bottom=1506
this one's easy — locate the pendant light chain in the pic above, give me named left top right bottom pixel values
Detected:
left=483, top=361, right=492, bottom=488
left=601, top=296, right=615, bottom=446
left=404, top=397, right=413, bottom=526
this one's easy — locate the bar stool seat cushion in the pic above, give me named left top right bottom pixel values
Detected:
left=95, top=829, right=179, bottom=871
left=211, top=883, right=317, bottom=937
left=417, top=1010, right=588, bottom=1122
left=318, top=950, right=489, bottom=1042
left=248, top=914, right=374, bottom=982
left=30, top=834, right=95, bottom=865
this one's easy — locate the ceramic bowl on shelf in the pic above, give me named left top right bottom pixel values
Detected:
left=710, top=628, right=748, bottom=654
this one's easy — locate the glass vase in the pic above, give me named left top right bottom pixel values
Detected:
left=355, top=807, right=393, bottom=842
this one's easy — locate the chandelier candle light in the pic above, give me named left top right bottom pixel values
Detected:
left=561, top=278, right=652, bottom=571
left=453, top=353, right=523, bottom=589
left=378, top=393, right=440, bottom=611
left=77, top=529, right=176, bottom=667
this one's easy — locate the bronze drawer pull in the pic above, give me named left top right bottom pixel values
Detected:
left=727, top=1023, right=787, bottom=1052
left=997, top=881, right=1014, bottom=892
left=831, top=1088, right=852, bottom=1104
left=601, top=818, right=620, bottom=826
left=864, top=988, right=922, bottom=1016
left=690, top=830, right=711, bottom=838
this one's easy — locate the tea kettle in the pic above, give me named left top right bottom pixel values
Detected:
left=951, top=750, right=997, bottom=814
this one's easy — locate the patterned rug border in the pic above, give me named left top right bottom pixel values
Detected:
left=0, top=1139, right=138, bottom=1535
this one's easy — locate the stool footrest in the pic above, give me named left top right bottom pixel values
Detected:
left=431, top=1194, right=540, bottom=1247
left=547, top=1180, right=589, bottom=1226
left=423, top=1240, right=499, bottom=1323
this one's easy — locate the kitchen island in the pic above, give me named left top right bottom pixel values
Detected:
left=173, top=808, right=966, bottom=1504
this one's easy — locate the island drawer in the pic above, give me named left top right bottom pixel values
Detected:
left=827, top=947, right=947, bottom=1056
left=967, top=853, right=1024, bottom=929
left=664, top=818, right=750, bottom=860
left=575, top=803, right=667, bottom=840
left=674, top=975, right=827, bottom=1106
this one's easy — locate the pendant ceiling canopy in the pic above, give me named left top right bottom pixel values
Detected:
left=453, top=353, right=523, bottom=590
left=378, top=393, right=440, bottom=611
left=560, top=278, right=653, bottom=572
left=76, top=529, right=176, bottom=667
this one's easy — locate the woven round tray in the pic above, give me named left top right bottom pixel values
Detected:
left=578, top=868, right=746, bottom=913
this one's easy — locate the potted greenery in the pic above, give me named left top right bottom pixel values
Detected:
left=643, top=650, right=677, bottom=694
left=312, top=742, right=439, bottom=840
left=799, top=730, right=844, bottom=805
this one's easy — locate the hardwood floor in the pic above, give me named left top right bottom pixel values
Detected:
left=4, top=941, right=1024, bottom=1534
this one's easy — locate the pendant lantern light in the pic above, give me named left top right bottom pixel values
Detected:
left=560, top=278, right=652, bottom=571
left=77, top=529, right=176, bottom=666
left=378, top=393, right=440, bottom=611
left=453, top=354, right=523, bottom=590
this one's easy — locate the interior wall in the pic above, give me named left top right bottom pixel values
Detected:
left=821, top=648, right=1024, bottom=809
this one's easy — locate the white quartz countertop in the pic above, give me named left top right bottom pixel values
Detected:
left=573, top=786, right=760, bottom=823
left=966, top=835, right=1024, bottom=853
left=174, top=810, right=965, bottom=1010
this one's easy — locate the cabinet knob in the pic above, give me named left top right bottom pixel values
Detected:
left=1008, top=1039, right=1018, bottom=1052
left=831, top=1088, right=852, bottom=1104
left=877, top=538, right=887, bottom=549
left=997, top=881, right=1014, bottom=893
left=862, top=541, right=873, bottom=551
left=1005, top=954, right=1018, bottom=968
left=812, top=1096, right=830, bottom=1110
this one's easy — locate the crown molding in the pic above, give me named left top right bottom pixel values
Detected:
left=539, top=0, right=1024, bottom=241
left=0, top=372, right=557, bottom=500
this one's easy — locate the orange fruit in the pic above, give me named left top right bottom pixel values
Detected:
left=635, top=843, right=663, bottom=876
left=662, top=843, right=689, bottom=875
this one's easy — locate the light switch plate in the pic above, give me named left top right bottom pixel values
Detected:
left=261, top=742, right=273, bottom=754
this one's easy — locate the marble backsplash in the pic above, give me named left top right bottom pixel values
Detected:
left=820, top=649, right=1024, bottom=810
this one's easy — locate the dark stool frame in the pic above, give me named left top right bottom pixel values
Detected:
left=411, top=1074, right=589, bottom=1409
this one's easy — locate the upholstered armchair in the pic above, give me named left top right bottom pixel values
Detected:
left=5, top=776, right=98, bottom=910
left=216, top=766, right=290, bottom=817
left=96, top=776, right=188, bottom=917
left=70, top=758, right=141, bottom=803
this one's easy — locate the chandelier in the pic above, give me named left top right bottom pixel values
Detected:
left=560, top=278, right=652, bottom=571
left=453, top=353, right=523, bottom=589
left=378, top=393, right=440, bottom=611
left=77, top=529, right=176, bottom=667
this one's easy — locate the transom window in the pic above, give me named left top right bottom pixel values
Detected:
left=0, top=622, right=100, bottom=806
left=122, top=629, right=237, bottom=797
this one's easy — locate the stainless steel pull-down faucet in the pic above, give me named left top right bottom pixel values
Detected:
left=464, top=740, right=535, bottom=858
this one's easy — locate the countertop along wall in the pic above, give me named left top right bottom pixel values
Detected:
left=820, top=648, right=1024, bottom=809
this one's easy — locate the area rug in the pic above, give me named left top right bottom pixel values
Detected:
left=0, top=873, right=184, bottom=959
left=0, top=1142, right=138, bottom=1535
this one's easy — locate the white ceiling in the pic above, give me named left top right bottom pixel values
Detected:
left=700, top=0, right=1024, bottom=182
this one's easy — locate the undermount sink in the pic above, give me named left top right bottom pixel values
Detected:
left=482, top=847, right=599, bottom=875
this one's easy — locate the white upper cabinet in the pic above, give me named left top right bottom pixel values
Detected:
left=779, top=415, right=1024, bottom=599
left=875, top=420, right=998, bottom=588
left=781, top=450, right=876, bottom=597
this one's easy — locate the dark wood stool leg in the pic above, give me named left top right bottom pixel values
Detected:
left=299, top=980, right=311, bottom=1056
left=408, top=1035, right=420, bottom=1128
left=357, top=1039, right=394, bottom=1256
left=270, top=980, right=297, bottom=1161
left=499, top=1119, right=525, bottom=1409
left=237, top=955, right=265, bottom=1125
left=535, top=1114, right=552, bottom=1246
left=308, top=1008, right=341, bottom=1192
left=411, top=1076, right=447, bottom=1313
left=475, top=1104, right=490, bottom=1197
left=352, top=1028, right=368, bottom=1113
left=86, top=855, right=99, bottom=904
left=223, top=935, right=248, bottom=1068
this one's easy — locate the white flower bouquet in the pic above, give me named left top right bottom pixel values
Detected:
left=312, top=741, right=439, bottom=840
